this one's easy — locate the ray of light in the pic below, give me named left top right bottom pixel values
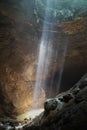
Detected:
left=32, top=0, right=68, bottom=109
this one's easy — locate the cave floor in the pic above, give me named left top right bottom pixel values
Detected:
left=17, top=108, right=44, bottom=121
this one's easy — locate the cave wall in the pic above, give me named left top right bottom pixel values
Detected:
left=0, top=0, right=87, bottom=117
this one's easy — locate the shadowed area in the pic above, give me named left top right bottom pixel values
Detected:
left=23, top=74, right=87, bottom=130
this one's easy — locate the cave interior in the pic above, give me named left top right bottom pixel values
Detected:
left=0, top=0, right=87, bottom=128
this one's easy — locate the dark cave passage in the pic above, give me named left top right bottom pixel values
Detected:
left=43, top=65, right=87, bottom=98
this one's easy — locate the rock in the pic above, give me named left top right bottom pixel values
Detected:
left=5, top=126, right=14, bottom=130
left=0, top=122, right=5, bottom=130
left=79, top=79, right=87, bottom=89
left=74, top=96, right=85, bottom=103
left=24, top=74, right=87, bottom=130
left=44, top=98, right=63, bottom=112
left=63, top=93, right=73, bottom=103
left=72, top=87, right=80, bottom=95
left=0, top=122, right=3, bottom=126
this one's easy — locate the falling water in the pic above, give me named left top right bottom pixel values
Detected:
left=32, top=0, right=68, bottom=108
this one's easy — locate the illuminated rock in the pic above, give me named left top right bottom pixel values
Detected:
left=44, top=98, right=63, bottom=112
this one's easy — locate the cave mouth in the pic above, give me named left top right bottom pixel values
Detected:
left=34, top=0, right=87, bottom=24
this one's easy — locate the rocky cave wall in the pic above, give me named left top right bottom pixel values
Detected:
left=0, top=0, right=87, bottom=117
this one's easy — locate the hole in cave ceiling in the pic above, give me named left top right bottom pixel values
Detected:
left=34, top=0, right=87, bottom=25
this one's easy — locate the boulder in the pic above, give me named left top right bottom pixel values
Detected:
left=44, top=98, right=63, bottom=112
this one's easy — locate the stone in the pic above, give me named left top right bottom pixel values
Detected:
left=44, top=98, right=63, bottom=112
left=72, top=87, right=80, bottom=95
left=63, top=93, right=73, bottom=103
left=5, top=126, right=14, bottom=130
left=0, top=122, right=3, bottom=126
left=0, top=122, right=5, bottom=130
left=74, top=96, right=85, bottom=103
left=24, top=74, right=87, bottom=130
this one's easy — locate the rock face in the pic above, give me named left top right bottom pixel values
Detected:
left=0, top=0, right=45, bottom=117
left=24, top=74, right=87, bottom=130
left=0, top=0, right=87, bottom=118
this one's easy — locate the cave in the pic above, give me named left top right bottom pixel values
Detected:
left=0, top=0, right=87, bottom=129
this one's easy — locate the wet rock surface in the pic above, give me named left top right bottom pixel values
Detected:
left=24, top=74, right=87, bottom=130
